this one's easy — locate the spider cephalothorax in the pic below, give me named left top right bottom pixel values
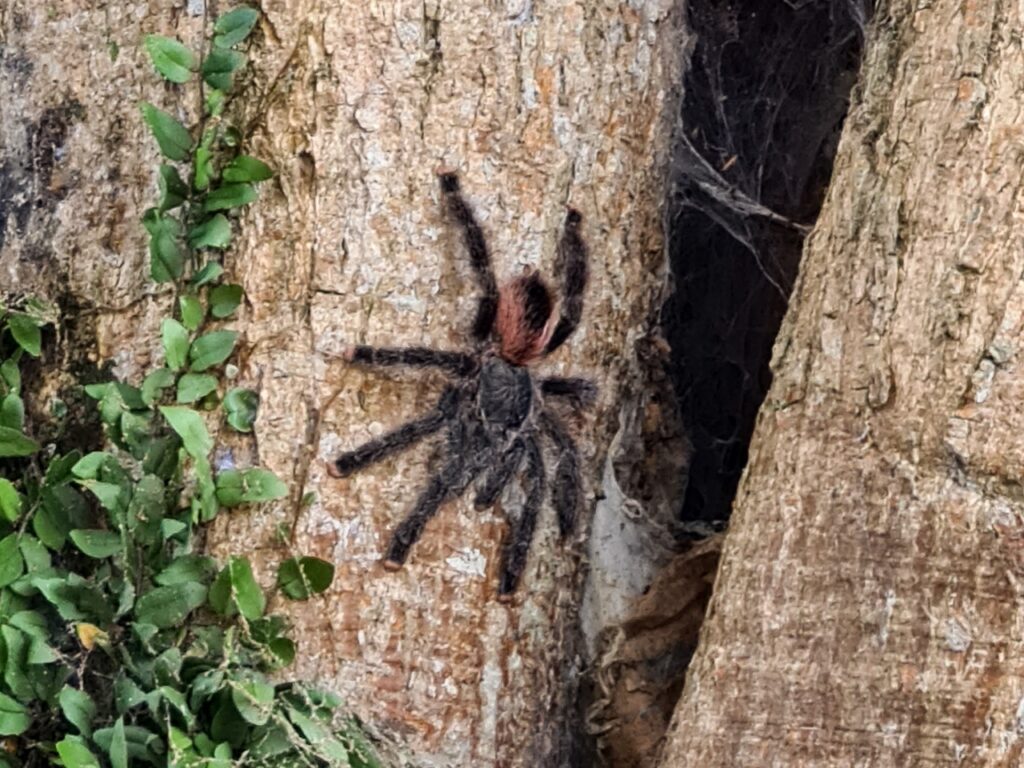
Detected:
left=328, top=171, right=594, bottom=599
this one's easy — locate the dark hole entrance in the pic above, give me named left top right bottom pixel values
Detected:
left=665, top=0, right=873, bottom=531
left=585, top=6, right=876, bottom=766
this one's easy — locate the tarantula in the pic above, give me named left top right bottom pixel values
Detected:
left=328, top=171, right=594, bottom=600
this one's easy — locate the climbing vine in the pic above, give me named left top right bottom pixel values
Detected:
left=0, top=9, right=379, bottom=767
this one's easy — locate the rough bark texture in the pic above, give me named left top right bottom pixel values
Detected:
left=2, top=2, right=686, bottom=765
left=663, top=0, right=1024, bottom=764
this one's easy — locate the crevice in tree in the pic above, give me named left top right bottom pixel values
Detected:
left=665, top=0, right=872, bottom=532
left=585, top=3, right=874, bottom=766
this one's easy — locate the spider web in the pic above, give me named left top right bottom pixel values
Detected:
left=663, top=0, right=873, bottom=529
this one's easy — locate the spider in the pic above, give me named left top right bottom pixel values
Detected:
left=328, top=171, right=595, bottom=600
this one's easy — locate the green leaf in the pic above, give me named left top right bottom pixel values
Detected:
left=207, top=563, right=231, bottom=615
left=192, top=261, right=225, bottom=286
left=93, top=723, right=163, bottom=764
left=188, top=214, right=232, bottom=250
left=10, top=610, right=48, bottom=641
left=287, top=707, right=350, bottom=762
left=160, top=518, right=188, bottom=541
left=189, top=330, right=238, bottom=372
left=145, top=35, right=196, bottom=83
left=223, top=388, right=258, bottom=432
left=59, top=685, right=97, bottom=737
left=56, top=735, right=101, bottom=767
left=43, top=450, right=80, bottom=484
left=179, top=295, right=204, bottom=332
left=158, top=164, right=189, bottom=211
left=223, top=155, right=273, bottom=183
left=338, top=718, right=385, bottom=768
left=194, top=455, right=219, bottom=523
left=79, top=481, right=126, bottom=515
left=19, top=536, right=51, bottom=572
left=159, top=406, right=213, bottom=458
left=0, top=535, right=24, bottom=588
left=143, top=208, right=184, bottom=283
left=162, top=318, right=190, bottom=371
left=194, top=145, right=214, bottom=191
left=215, top=468, right=287, bottom=507
left=7, top=313, right=41, bottom=357
left=71, top=451, right=112, bottom=480
left=202, top=48, right=246, bottom=91
left=0, top=425, right=38, bottom=457
left=0, top=357, right=20, bottom=395
left=109, top=716, right=128, bottom=768
left=231, top=557, right=265, bottom=620
left=155, top=555, right=217, bottom=586
left=209, top=701, right=248, bottom=753
left=141, top=367, right=176, bottom=405
left=248, top=723, right=293, bottom=759
left=1, top=625, right=31, bottom=699
left=277, top=557, right=334, bottom=600
left=155, top=650, right=182, bottom=683
left=113, top=672, right=146, bottom=714
left=158, top=685, right=194, bottom=727
left=0, top=690, right=30, bottom=736
left=26, top=634, right=58, bottom=664
left=83, top=382, right=109, bottom=400
left=214, top=6, right=259, bottom=48
left=269, top=637, right=296, bottom=666
left=231, top=677, right=274, bottom=726
left=33, top=505, right=68, bottom=550
left=134, top=582, right=207, bottom=628
left=210, top=284, right=243, bottom=319
left=33, top=574, right=111, bottom=623
left=126, top=475, right=165, bottom=546
left=69, top=529, right=122, bottom=559
left=176, top=373, right=218, bottom=404
left=209, top=556, right=264, bottom=620
left=204, top=183, right=257, bottom=212
left=206, top=88, right=226, bottom=117
left=118, top=382, right=146, bottom=409
left=20, top=297, right=59, bottom=326
left=0, top=479, right=21, bottom=522
left=0, top=393, right=24, bottom=431
left=140, top=102, right=192, bottom=161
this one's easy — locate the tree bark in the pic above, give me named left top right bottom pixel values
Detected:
left=2, top=2, right=686, bottom=765
left=663, top=0, right=1024, bottom=764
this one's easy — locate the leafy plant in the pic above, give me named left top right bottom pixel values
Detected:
left=0, top=9, right=383, bottom=768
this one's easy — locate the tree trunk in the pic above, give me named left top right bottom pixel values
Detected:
left=2, top=2, right=687, bottom=765
left=663, top=0, right=1024, bottom=763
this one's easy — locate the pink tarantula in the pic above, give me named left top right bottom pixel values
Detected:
left=328, top=171, right=594, bottom=600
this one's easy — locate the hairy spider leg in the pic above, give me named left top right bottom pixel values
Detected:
left=539, top=410, right=582, bottom=536
left=545, top=208, right=589, bottom=355
left=474, top=438, right=526, bottom=510
left=329, top=386, right=459, bottom=478
left=382, top=415, right=489, bottom=568
left=539, top=376, right=598, bottom=409
left=347, top=345, right=477, bottom=377
left=497, top=437, right=545, bottom=600
left=438, top=172, right=498, bottom=341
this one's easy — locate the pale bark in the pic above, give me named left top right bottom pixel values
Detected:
left=2, top=2, right=686, bottom=765
left=663, top=0, right=1024, bottom=764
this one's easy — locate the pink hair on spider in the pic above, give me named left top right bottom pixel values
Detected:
left=496, top=272, right=556, bottom=365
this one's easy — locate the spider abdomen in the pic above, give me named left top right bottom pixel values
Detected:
left=478, top=357, right=533, bottom=431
